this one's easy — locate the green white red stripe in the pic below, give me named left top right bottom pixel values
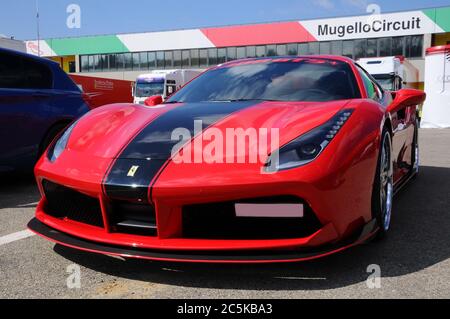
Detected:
left=26, top=6, right=450, bottom=57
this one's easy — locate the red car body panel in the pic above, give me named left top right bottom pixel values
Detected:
left=29, top=56, right=423, bottom=263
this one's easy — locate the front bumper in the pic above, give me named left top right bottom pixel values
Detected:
left=28, top=218, right=377, bottom=263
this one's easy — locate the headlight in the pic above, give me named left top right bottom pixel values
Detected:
left=265, top=109, right=354, bottom=173
left=48, top=121, right=78, bottom=162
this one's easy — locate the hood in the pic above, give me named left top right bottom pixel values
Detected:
left=68, top=100, right=350, bottom=160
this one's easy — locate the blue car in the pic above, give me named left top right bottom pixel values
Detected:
left=0, top=48, right=90, bottom=173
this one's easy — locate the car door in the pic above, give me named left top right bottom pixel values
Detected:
left=0, top=50, right=54, bottom=172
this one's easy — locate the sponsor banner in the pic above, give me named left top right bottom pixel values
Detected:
left=301, top=11, right=444, bottom=41
left=201, top=22, right=316, bottom=47
left=118, top=29, right=215, bottom=52
left=26, top=40, right=55, bottom=56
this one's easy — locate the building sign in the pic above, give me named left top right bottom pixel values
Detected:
left=302, top=11, right=445, bottom=41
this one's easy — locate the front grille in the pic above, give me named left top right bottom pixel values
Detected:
left=109, top=200, right=157, bottom=236
left=182, top=196, right=322, bottom=240
left=42, top=180, right=104, bottom=228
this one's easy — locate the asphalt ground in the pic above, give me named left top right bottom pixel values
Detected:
left=1, top=129, right=449, bottom=299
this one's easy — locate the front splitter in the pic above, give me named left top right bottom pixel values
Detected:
left=28, top=218, right=378, bottom=264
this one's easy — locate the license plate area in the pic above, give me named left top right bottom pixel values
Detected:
left=235, top=203, right=304, bottom=218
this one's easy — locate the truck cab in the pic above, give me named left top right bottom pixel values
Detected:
left=358, top=57, right=404, bottom=91
left=133, top=70, right=202, bottom=105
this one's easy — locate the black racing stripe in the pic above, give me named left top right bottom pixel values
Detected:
left=104, top=101, right=258, bottom=203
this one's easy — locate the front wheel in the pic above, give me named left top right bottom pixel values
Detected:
left=411, top=118, right=420, bottom=176
left=372, top=128, right=394, bottom=239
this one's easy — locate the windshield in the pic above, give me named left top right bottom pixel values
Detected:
left=167, top=58, right=360, bottom=103
left=373, top=75, right=395, bottom=91
left=135, top=82, right=164, bottom=98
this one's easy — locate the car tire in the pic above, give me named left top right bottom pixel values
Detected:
left=372, top=128, right=394, bottom=240
left=411, top=117, right=420, bottom=177
left=38, top=123, right=70, bottom=160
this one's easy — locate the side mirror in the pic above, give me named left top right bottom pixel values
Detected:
left=388, top=89, right=426, bottom=113
left=144, top=95, right=163, bottom=107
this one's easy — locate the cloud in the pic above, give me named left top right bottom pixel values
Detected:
left=313, top=0, right=335, bottom=10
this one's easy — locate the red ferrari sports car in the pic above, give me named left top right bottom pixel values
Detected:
left=28, top=56, right=425, bottom=263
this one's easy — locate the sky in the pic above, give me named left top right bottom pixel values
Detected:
left=1, top=0, right=450, bottom=40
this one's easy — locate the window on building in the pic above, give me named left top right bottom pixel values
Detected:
left=94, top=55, right=102, bottom=71
left=308, top=42, right=320, bottom=55
left=80, top=55, right=89, bottom=72
left=298, top=43, right=309, bottom=55
left=156, top=51, right=164, bottom=68
left=366, top=39, right=377, bottom=57
left=98, top=54, right=109, bottom=71
left=124, top=53, right=133, bottom=70
left=182, top=50, right=190, bottom=68
left=287, top=43, right=298, bottom=56
left=164, top=51, right=173, bottom=68
left=173, top=50, right=182, bottom=68
left=276, top=44, right=287, bottom=56
left=148, top=52, right=156, bottom=69
left=246, top=46, right=256, bottom=58
left=342, top=41, right=354, bottom=58
left=378, top=38, right=392, bottom=57
left=208, top=48, right=218, bottom=66
left=108, top=54, right=116, bottom=70
left=354, top=39, right=367, bottom=60
left=227, top=47, right=237, bottom=61
left=331, top=41, right=343, bottom=56
left=191, top=49, right=199, bottom=67
left=140, top=52, right=149, bottom=69
left=199, top=49, right=208, bottom=68
left=256, top=46, right=266, bottom=57
left=319, top=42, right=331, bottom=55
left=88, top=55, right=95, bottom=72
left=266, top=45, right=276, bottom=56
left=199, top=49, right=208, bottom=67
left=217, top=48, right=227, bottom=64
left=392, top=37, right=404, bottom=56
left=236, top=47, right=246, bottom=59
left=132, top=52, right=140, bottom=70
left=409, top=35, right=423, bottom=58
left=117, top=54, right=125, bottom=70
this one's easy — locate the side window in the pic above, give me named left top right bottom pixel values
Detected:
left=166, top=85, right=176, bottom=96
left=0, top=52, right=53, bottom=90
left=357, top=65, right=382, bottom=101
left=22, top=57, right=53, bottom=89
left=166, top=80, right=177, bottom=96
left=0, top=51, right=24, bottom=89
